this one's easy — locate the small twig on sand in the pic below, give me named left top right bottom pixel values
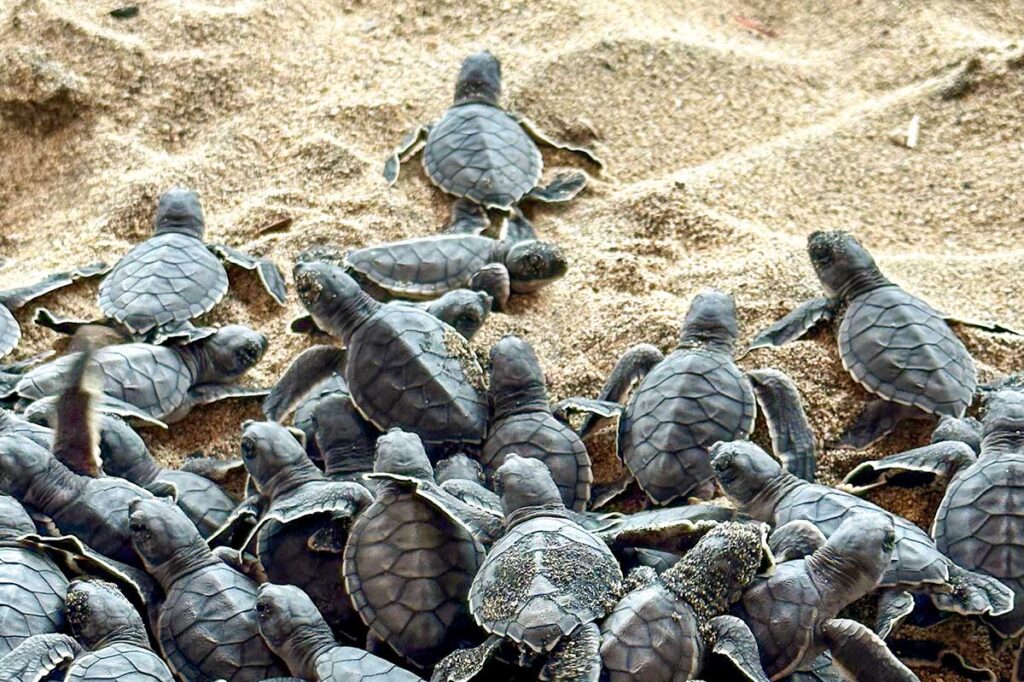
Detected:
left=735, top=16, right=778, bottom=39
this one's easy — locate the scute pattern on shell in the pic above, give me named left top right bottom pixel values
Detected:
left=65, top=642, right=173, bottom=682
left=0, top=547, right=68, bottom=657
left=839, top=286, right=976, bottom=417
left=470, top=516, right=622, bottom=653
left=52, top=479, right=151, bottom=567
left=345, top=236, right=496, bottom=299
left=315, top=646, right=423, bottom=682
left=423, top=103, right=542, bottom=209
left=156, top=470, right=237, bottom=538
left=738, top=562, right=820, bottom=678
left=99, top=233, right=228, bottom=335
left=620, top=349, right=755, bottom=503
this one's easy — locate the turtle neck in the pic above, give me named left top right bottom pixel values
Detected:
left=26, top=458, right=84, bottom=516
left=261, top=459, right=325, bottom=500
left=836, top=269, right=892, bottom=302
left=150, top=542, right=221, bottom=591
left=743, top=471, right=802, bottom=523
left=491, top=381, right=550, bottom=420
left=282, top=623, right=337, bottom=679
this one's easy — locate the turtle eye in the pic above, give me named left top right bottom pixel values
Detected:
left=241, top=438, right=257, bottom=460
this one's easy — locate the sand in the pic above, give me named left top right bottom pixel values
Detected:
left=1, top=0, right=1023, bottom=678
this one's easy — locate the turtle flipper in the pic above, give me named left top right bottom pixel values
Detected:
left=539, top=622, right=601, bottom=682
left=890, top=640, right=996, bottom=682
left=706, top=615, right=770, bottom=682
left=820, top=618, right=919, bottom=682
left=769, top=520, right=827, bottom=562
left=551, top=397, right=623, bottom=423
left=590, top=508, right=735, bottom=555
left=782, top=653, right=845, bottom=682
left=468, top=263, right=510, bottom=312
left=208, top=243, right=287, bottom=305
left=446, top=199, right=490, bottom=235
left=931, top=563, right=1014, bottom=619
left=180, top=455, right=246, bottom=486
left=384, top=124, right=431, bottom=184
left=832, top=400, right=924, bottom=450
left=206, top=494, right=262, bottom=550
left=875, top=589, right=915, bottom=639
left=748, top=368, right=816, bottom=481
left=499, top=209, right=537, bottom=242
left=514, top=115, right=603, bottom=167
left=188, top=384, right=268, bottom=410
left=841, top=441, right=976, bottom=493
left=150, top=320, right=216, bottom=345
left=0, top=261, right=110, bottom=311
left=745, top=297, right=838, bottom=354
left=943, top=313, right=1022, bottom=336
left=0, top=304, right=20, bottom=359
left=0, top=633, right=81, bottom=682
left=145, top=479, right=179, bottom=500
left=33, top=306, right=115, bottom=338
left=430, top=635, right=502, bottom=682
left=50, top=348, right=103, bottom=478
left=526, top=171, right=588, bottom=204
left=263, top=345, right=346, bottom=421
left=580, top=343, right=664, bottom=437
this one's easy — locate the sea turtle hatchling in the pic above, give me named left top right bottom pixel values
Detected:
left=63, top=579, right=174, bottom=681
left=710, top=440, right=1014, bottom=638
left=384, top=51, right=600, bottom=229
left=256, top=583, right=424, bottom=682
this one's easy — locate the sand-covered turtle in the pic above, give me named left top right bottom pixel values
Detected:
left=600, top=522, right=772, bottom=682
left=710, top=440, right=1014, bottom=637
left=256, top=583, right=424, bottom=682
left=482, top=334, right=592, bottom=510
left=127, top=496, right=287, bottom=681
left=384, top=51, right=600, bottom=228
left=278, top=262, right=486, bottom=453
left=344, top=429, right=500, bottom=669
left=12, top=324, right=268, bottom=423
left=562, top=290, right=815, bottom=506
left=745, top=230, right=1004, bottom=449
left=63, top=579, right=174, bottom=681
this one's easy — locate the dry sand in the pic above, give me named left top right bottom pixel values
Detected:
left=2, top=0, right=1023, bottom=678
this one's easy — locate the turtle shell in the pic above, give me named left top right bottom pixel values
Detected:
left=469, top=515, right=622, bottom=653
left=345, top=235, right=498, bottom=300
left=933, top=455, right=1024, bottom=637
left=159, top=562, right=285, bottom=681
left=17, top=345, right=192, bottom=422
left=346, top=304, right=487, bottom=447
left=51, top=478, right=152, bottom=568
left=65, top=643, right=173, bottom=681
left=0, top=545, right=68, bottom=657
left=775, top=482, right=948, bottom=588
left=482, top=412, right=592, bottom=512
left=0, top=304, right=18, bottom=358
left=422, top=103, right=542, bottom=210
left=291, top=373, right=350, bottom=462
left=314, top=646, right=422, bottom=681
left=100, top=232, right=228, bottom=336
left=838, top=286, right=976, bottom=417
left=737, top=562, right=820, bottom=678
left=619, top=349, right=755, bottom=505
left=343, top=481, right=486, bottom=668
left=599, top=582, right=703, bottom=681
left=156, top=469, right=237, bottom=539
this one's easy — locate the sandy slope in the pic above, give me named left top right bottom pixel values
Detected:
left=1, top=0, right=1023, bottom=677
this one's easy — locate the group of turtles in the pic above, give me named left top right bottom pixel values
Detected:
left=0, top=49, right=1021, bottom=682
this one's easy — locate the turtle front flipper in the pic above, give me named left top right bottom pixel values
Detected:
left=514, top=115, right=603, bottom=167
left=384, top=124, right=432, bottom=184
left=430, top=635, right=502, bottom=682
left=0, top=261, right=110, bottom=311
left=889, top=640, right=996, bottom=682
left=706, top=615, right=771, bottom=682
left=820, top=618, right=919, bottom=682
left=525, top=171, right=588, bottom=204
left=468, top=263, right=511, bottom=311
left=769, top=520, right=827, bottom=562
left=841, top=441, right=976, bottom=493
left=931, top=563, right=1014, bottom=619
left=748, top=368, right=817, bottom=482
left=539, top=622, right=601, bottom=682
left=875, top=589, right=915, bottom=639
left=0, top=633, right=81, bottom=681
left=832, top=399, right=925, bottom=450
left=186, top=384, right=268, bottom=415
left=745, top=297, right=838, bottom=354
left=180, top=455, right=246, bottom=486
left=262, top=345, right=346, bottom=421
left=208, top=243, right=288, bottom=305
left=572, top=343, right=665, bottom=438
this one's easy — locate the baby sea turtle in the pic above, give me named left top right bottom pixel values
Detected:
left=64, top=579, right=174, bottom=681
left=434, top=453, right=503, bottom=515
left=384, top=51, right=600, bottom=225
left=600, top=522, right=772, bottom=682
left=0, top=495, right=68, bottom=657
left=747, top=230, right=994, bottom=449
left=563, top=290, right=815, bottom=506
left=284, top=262, right=487, bottom=453
left=710, top=440, right=1014, bottom=637
left=343, top=429, right=499, bottom=669
left=127, top=496, right=287, bottom=681
left=483, top=334, right=592, bottom=511
left=432, top=454, right=623, bottom=682
left=309, top=394, right=380, bottom=486
left=13, top=324, right=268, bottom=423
left=738, top=512, right=918, bottom=681
left=235, top=420, right=372, bottom=640
left=256, top=583, right=424, bottom=682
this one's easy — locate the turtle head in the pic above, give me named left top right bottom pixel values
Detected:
left=982, top=390, right=1024, bottom=450
left=504, top=240, right=568, bottom=293
left=293, top=261, right=379, bottom=341
left=199, top=325, right=268, bottom=382
left=435, top=454, right=486, bottom=486
left=494, top=453, right=563, bottom=516
left=66, top=579, right=147, bottom=649
left=454, top=50, right=502, bottom=106
left=488, top=334, right=546, bottom=401
left=310, top=394, right=378, bottom=470
left=240, top=420, right=312, bottom=493
left=98, top=415, right=159, bottom=482
left=679, top=289, right=739, bottom=352
left=817, top=511, right=896, bottom=597
left=710, top=441, right=785, bottom=508
left=0, top=494, right=35, bottom=539
left=807, top=231, right=886, bottom=300
left=128, top=497, right=203, bottom=572
left=372, top=429, right=434, bottom=481
left=154, top=187, right=205, bottom=238
left=427, top=289, right=492, bottom=340
left=0, top=435, right=53, bottom=497
left=256, top=583, right=333, bottom=669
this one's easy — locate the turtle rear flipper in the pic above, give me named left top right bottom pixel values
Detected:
left=745, top=297, right=838, bottom=354
left=820, top=618, right=919, bottom=682
left=832, top=399, right=924, bottom=450
left=943, top=313, right=1022, bottom=336
left=263, top=345, right=347, bottom=421
left=931, top=563, right=1014, bottom=618
left=0, top=633, right=81, bottom=682
left=526, top=171, right=588, bottom=204
left=33, top=307, right=123, bottom=340
left=384, top=124, right=431, bottom=185
left=769, top=520, right=827, bottom=562
left=430, top=635, right=502, bottom=682
left=841, top=441, right=976, bottom=493
left=748, top=368, right=816, bottom=481
left=539, top=622, right=600, bottom=682
left=706, top=615, right=770, bottom=682
left=207, top=243, right=287, bottom=305
left=513, top=115, right=603, bottom=167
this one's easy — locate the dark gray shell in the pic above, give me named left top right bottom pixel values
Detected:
left=470, top=515, right=622, bottom=652
left=344, top=235, right=498, bottom=300
left=620, top=349, right=755, bottom=504
left=291, top=373, right=350, bottom=462
left=933, top=454, right=1024, bottom=636
left=66, top=642, right=173, bottom=682
left=600, top=582, right=703, bottom=681
left=157, top=470, right=237, bottom=538
left=737, top=562, right=819, bottom=678
left=53, top=479, right=153, bottom=568
left=343, top=482, right=485, bottom=668
left=314, top=646, right=423, bottom=682
left=347, top=305, right=486, bottom=446
left=99, top=232, right=228, bottom=335
left=0, top=545, right=68, bottom=657
left=839, top=287, right=976, bottom=417
left=159, top=563, right=285, bottom=681
left=422, top=103, right=541, bottom=209
left=482, top=412, right=592, bottom=512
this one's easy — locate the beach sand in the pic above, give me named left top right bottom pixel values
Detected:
left=2, top=0, right=1023, bottom=678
